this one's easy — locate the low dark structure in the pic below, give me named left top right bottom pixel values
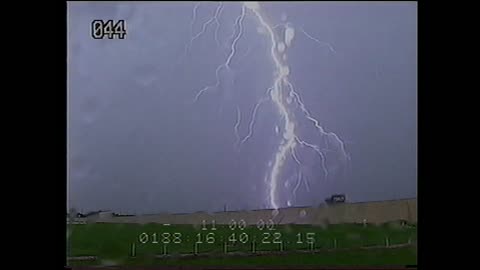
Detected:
left=325, top=194, right=346, bottom=205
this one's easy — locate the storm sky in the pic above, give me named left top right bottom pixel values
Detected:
left=67, top=2, right=417, bottom=214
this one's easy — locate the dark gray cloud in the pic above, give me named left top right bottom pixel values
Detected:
left=68, top=2, right=417, bottom=214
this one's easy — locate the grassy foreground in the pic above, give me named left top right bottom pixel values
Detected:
left=68, top=222, right=417, bottom=266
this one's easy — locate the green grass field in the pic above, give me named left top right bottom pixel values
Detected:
left=68, top=222, right=417, bottom=267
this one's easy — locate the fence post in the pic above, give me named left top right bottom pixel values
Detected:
left=385, top=237, right=390, bottom=247
left=130, top=242, right=136, bottom=257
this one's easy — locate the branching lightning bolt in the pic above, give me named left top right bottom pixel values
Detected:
left=188, top=3, right=223, bottom=52
left=295, top=137, right=328, bottom=180
left=239, top=87, right=272, bottom=146
left=193, top=5, right=246, bottom=102
left=187, top=2, right=349, bottom=210
left=245, top=2, right=347, bottom=209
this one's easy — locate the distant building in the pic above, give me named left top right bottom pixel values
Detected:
left=84, top=210, right=113, bottom=223
left=66, top=212, right=87, bottom=225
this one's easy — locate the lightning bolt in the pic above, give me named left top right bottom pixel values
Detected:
left=193, top=4, right=246, bottom=103
left=299, top=27, right=337, bottom=54
left=190, top=3, right=201, bottom=37
left=304, top=175, right=311, bottom=192
left=187, top=2, right=349, bottom=210
left=239, top=87, right=272, bottom=146
left=234, top=105, right=242, bottom=147
left=245, top=2, right=348, bottom=209
left=187, top=3, right=223, bottom=53
left=245, top=2, right=308, bottom=209
left=214, top=3, right=224, bottom=47
left=295, top=137, right=328, bottom=180
left=291, top=147, right=301, bottom=166
left=292, top=170, right=302, bottom=202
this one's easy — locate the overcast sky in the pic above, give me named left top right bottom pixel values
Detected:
left=67, top=2, right=417, bottom=214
